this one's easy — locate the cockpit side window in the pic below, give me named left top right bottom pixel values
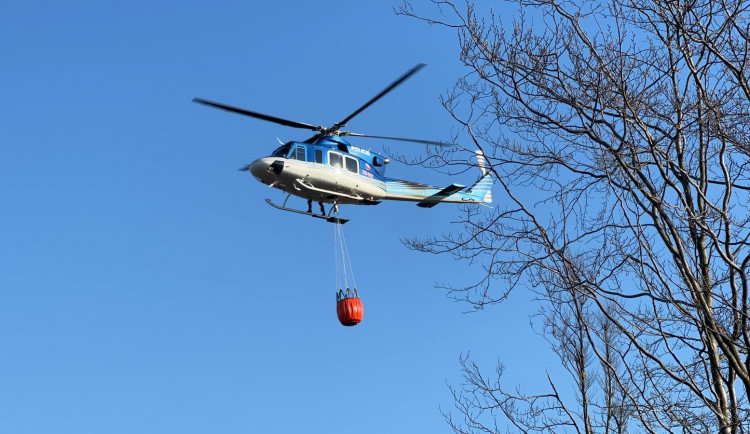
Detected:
left=294, top=145, right=306, bottom=161
left=315, top=149, right=323, bottom=164
left=329, top=152, right=343, bottom=169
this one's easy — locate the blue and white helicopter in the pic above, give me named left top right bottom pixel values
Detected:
left=193, top=64, right=493, bottom=224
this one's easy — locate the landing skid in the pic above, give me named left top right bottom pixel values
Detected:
left=265, top=197, right=348, bottom=224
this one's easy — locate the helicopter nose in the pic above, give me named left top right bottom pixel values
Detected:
left=249, top=157, right=281, bottom=183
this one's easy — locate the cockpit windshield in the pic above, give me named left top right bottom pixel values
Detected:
left=271, top=142, right=293, bottom=157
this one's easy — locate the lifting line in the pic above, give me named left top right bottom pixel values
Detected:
left=333, top=211, right=358, bottom=298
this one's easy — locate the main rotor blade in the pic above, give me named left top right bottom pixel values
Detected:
left=344, top=132, right=453, bottom=147
left=192, top=98, right=322, bottom=131
left=333, top=63, right=426, bottom=130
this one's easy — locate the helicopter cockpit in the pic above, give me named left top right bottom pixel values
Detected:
left=271, top=142, right=293, bottom=157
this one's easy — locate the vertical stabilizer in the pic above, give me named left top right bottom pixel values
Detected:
left=473, top=150, right=493, bottom=203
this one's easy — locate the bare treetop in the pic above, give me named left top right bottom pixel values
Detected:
left=401, top=0, right=750, bottom=432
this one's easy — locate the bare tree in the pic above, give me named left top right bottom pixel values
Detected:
left=399, top=0, right=750, bottom=432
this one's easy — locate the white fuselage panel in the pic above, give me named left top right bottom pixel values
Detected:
left=249, top=157, right=386, bottom=204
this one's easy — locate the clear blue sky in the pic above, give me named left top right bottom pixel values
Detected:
left=1, top=1, right=552, bottom=433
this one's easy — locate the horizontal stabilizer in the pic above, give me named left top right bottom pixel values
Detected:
left=416, top=183, right=465, bottom=208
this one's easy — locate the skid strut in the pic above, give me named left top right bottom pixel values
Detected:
left=265, top=195, right=348, bottom=224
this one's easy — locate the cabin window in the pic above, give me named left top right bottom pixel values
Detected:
left=345, top=156, right=358, bottom=173
left=315, top=149, right=323, bottom=164
left=329, top=152, right=343, bottom=169
left=293, top=146, right=306, bottom=161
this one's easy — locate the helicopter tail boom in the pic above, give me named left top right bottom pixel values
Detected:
left=384, top=150, right=494, bottom=207
left=384, top=172, right=493, bottom=207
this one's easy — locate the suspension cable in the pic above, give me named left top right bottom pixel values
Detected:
left=333, top=210, right=357, bottom=297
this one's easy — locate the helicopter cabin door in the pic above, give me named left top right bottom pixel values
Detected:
left=328, top=150, right=360, bottom=197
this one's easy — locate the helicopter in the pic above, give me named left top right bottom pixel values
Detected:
left=193, top=64, right=494, bottom=224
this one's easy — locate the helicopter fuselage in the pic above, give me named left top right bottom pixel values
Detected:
left=194, top=64, right=494, bottom=220
left=246, top=135, right=494, bottom=210
left=248, top=137, right=387, bottom=205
